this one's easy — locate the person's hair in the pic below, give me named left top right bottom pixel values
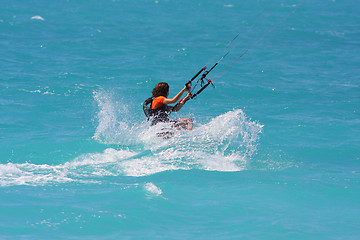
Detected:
left=152, top=82, right=169, bottom=97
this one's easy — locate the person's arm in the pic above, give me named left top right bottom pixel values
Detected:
left=163, top=85, right=190, bottom=104
left=172, top=92, right=192, bottom=112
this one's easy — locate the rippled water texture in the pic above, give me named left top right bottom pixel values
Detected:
left=1, top=0, right=359, bottom=239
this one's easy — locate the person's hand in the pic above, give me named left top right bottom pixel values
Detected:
left=184, top=92, right=192, bottom=100
left=185, top=84, right=191, bottom=92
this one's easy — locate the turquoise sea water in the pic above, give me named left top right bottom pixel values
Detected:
left=1, top=0, right=359, bottom=239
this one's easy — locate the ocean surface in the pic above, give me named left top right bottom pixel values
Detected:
left=1, top=0, right=359, bottom=239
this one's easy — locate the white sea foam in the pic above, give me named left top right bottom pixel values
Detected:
left=92, top=89, right=143, bottom=145
left=31, top=16, right=45, bottom=21
left=0, top=162, right=74, bottom=187
left=144, top=182, right=163, bottom=197
left=91, top=90, right=263, bottom=175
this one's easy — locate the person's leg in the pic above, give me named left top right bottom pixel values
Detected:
left=174, top=118, right=193, bottom=130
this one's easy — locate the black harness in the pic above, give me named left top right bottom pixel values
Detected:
left=143, top=97, right=171, bottom=125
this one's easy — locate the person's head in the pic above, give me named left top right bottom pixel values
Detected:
left=152, top=82, right=169, bottom=97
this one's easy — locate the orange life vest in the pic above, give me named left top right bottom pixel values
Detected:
left=151, top=96, right=166, bottom=109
